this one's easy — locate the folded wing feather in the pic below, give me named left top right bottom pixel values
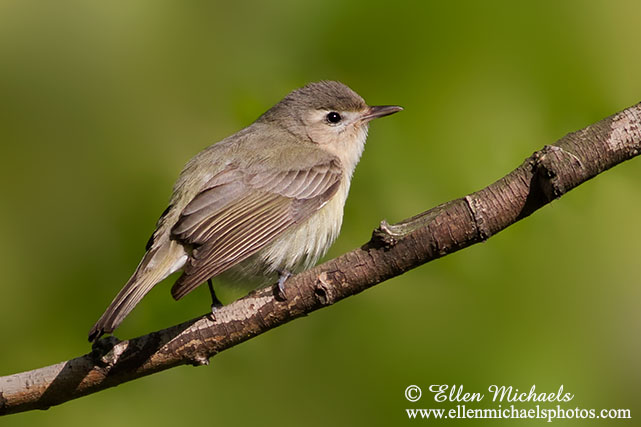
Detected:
left=170, top=159, right=342, bottom=300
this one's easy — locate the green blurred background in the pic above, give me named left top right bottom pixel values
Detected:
left=1, top=0, right=640, bottom=425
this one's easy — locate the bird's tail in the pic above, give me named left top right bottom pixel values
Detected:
left=88, top=241, right=187, bottom=342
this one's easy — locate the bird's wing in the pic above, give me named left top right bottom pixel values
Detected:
left=169, top=159, right=342, bottom=299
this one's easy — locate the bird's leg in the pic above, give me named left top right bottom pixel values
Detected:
left=275, top=270, right=292, bottom=300
left=207, top=279, right=223, bottom=313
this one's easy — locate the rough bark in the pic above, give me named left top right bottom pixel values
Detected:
left=1, top=102, right=640, bottom=416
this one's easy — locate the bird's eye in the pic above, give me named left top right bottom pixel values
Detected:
left=326, top=112, right=342, bottom=124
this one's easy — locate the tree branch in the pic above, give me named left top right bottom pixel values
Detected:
left=1, top=102, right=640, bottom=416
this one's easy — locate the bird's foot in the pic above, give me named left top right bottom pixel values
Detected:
left=208, top=279, right=223, bottom=321
left=275, top=270, right=292, bottom=300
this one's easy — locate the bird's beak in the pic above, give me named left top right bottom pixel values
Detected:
left=361, top=105, right=403, bottom=122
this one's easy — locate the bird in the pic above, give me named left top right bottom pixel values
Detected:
left=88, top=80, right=402, bottom=342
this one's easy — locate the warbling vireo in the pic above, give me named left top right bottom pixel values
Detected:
left=89, top=80, right=402, bottom=342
